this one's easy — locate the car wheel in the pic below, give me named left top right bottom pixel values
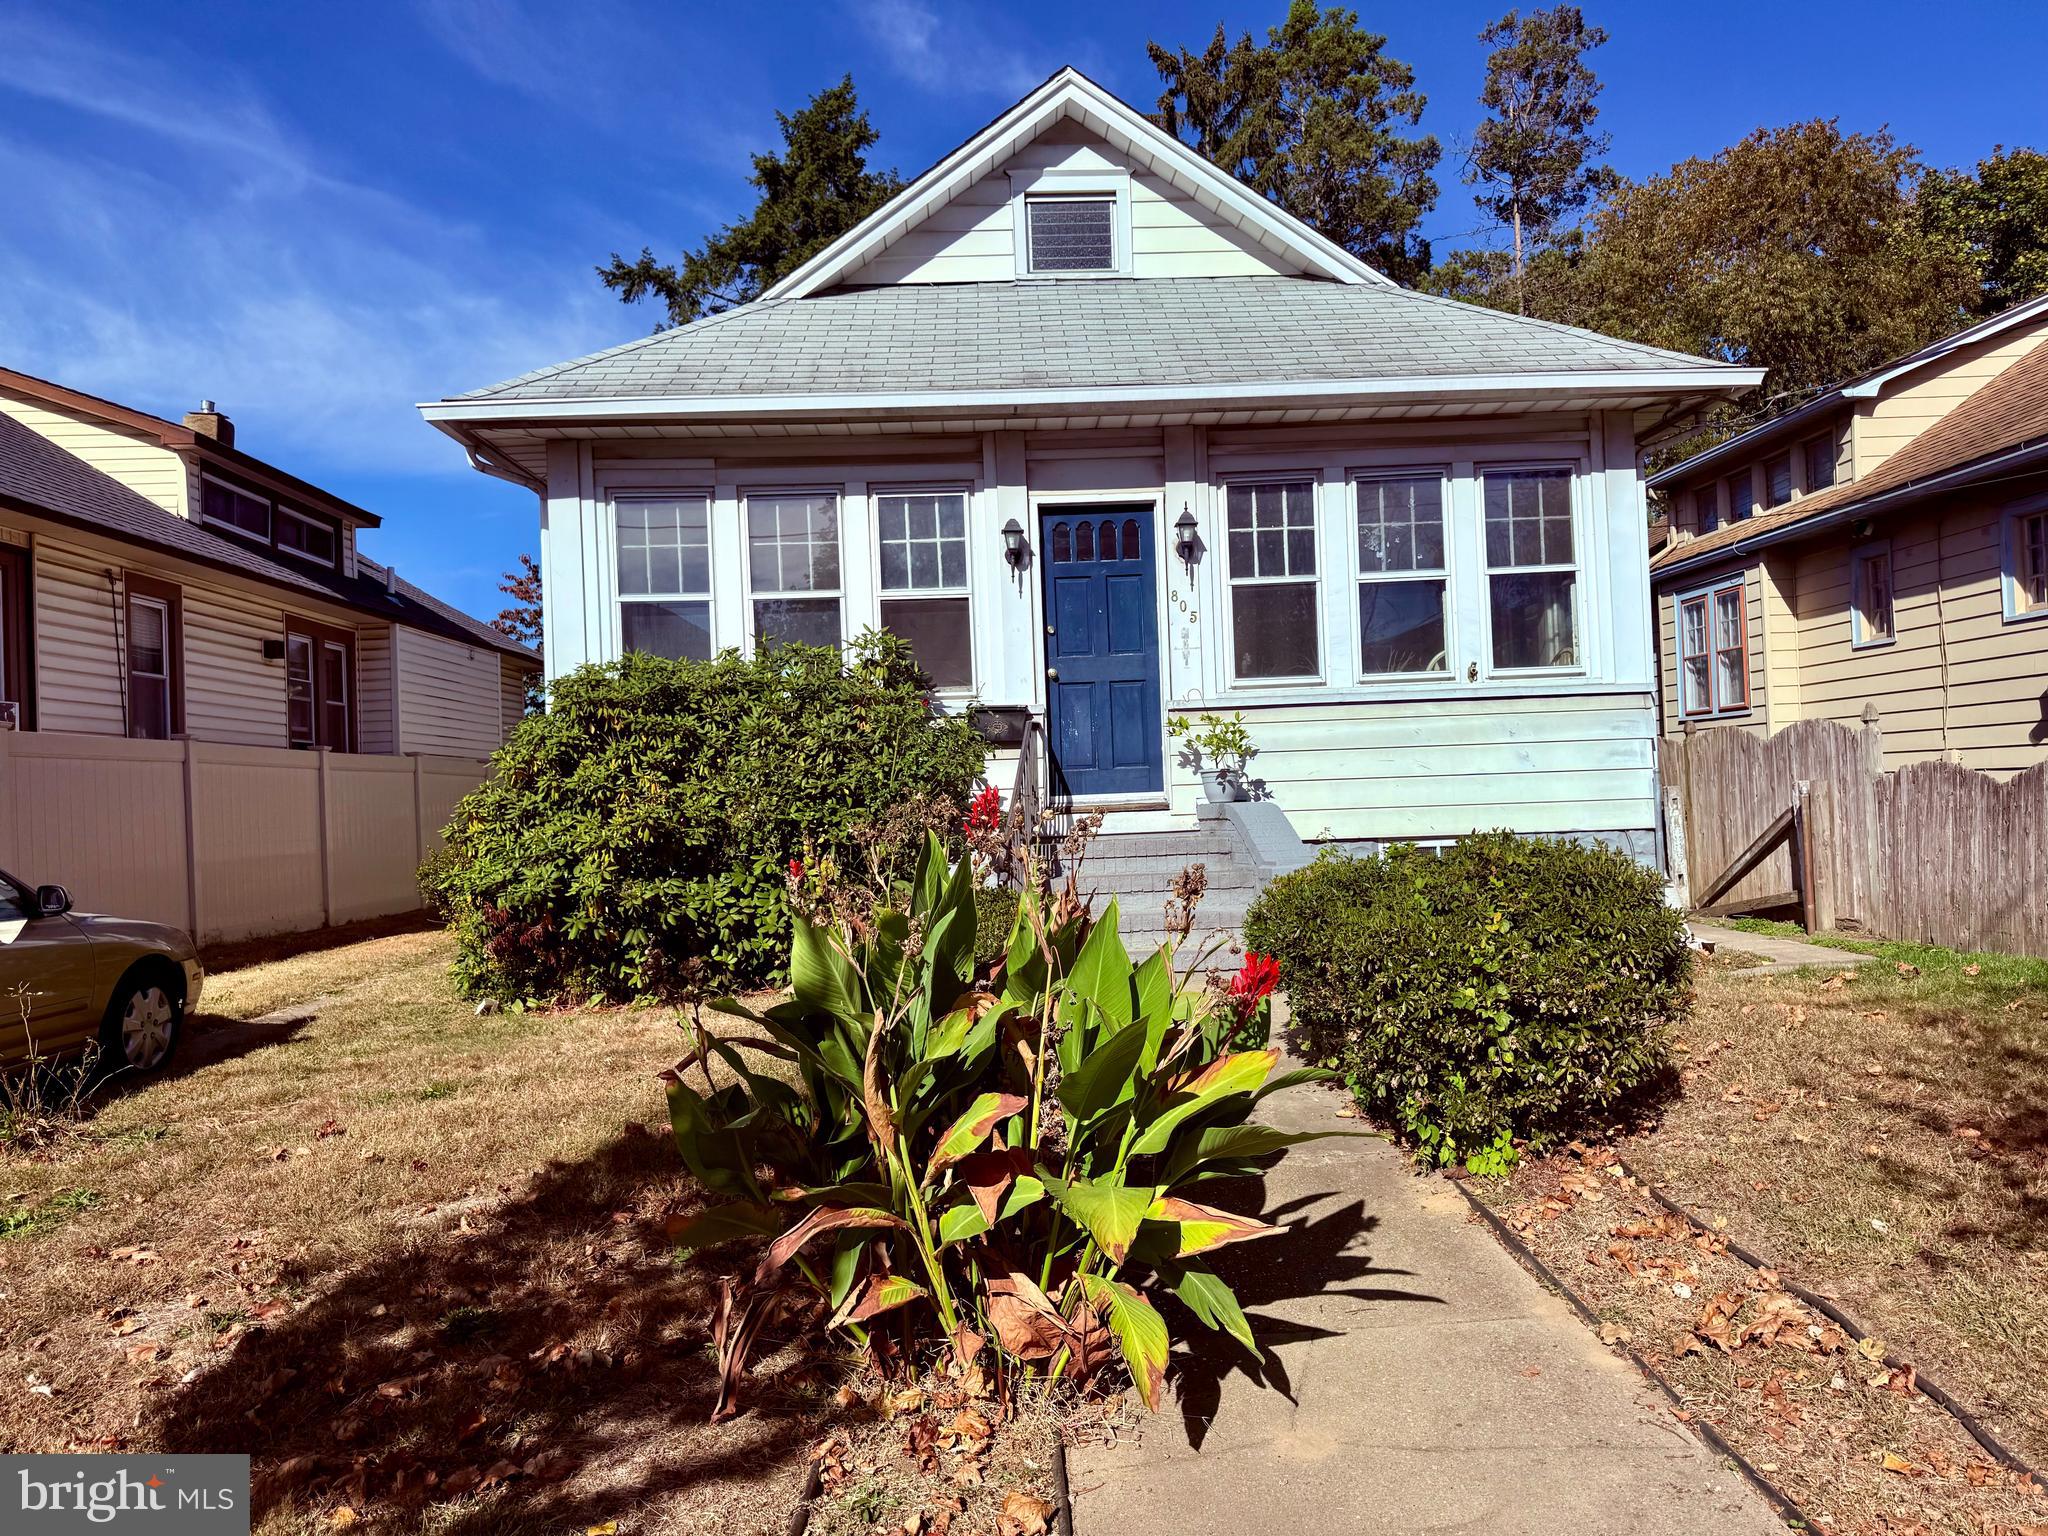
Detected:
left=100, top=970, right=183, bottom=1076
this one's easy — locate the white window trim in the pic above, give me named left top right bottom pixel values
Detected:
left=1478, top=462, right=1587, bottom=680
left=198, top=471, right=272, bottom=543
left=275, top=504, right=338, bottom=567
left=2000, top=495, right=2048, bottom=625
left=1849, top=542, right=1896, bottom=649
left=126, top=592, right=172, bottom=736
left=1217, top=471, right=1327, bottom=690
left=1008, top=167, right=1132, bottom=279
left=871, top=482, right=976, bottom=694
left=1675, top=575, right=1751, bottom=718
left=611, top=492, right=716, bottom=661
left=739, top=487, right=848, bottom=655
left=1348, top=467, right=1454, bottom=683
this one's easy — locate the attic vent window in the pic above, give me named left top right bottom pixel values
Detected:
left=1026, top=194, right=1115, bottom=273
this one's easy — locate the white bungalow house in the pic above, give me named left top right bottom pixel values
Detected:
left=423, top=69, right=1758, bottom=931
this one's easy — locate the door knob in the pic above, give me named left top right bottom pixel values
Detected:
left=1045, top=668, right=1059, bottom=681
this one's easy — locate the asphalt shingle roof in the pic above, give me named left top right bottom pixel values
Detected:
left=1652, top=338, right=2048, bottom=576
left=0, top=411, right=533, bottom=660
left=453, top=277, right=1728, bottom=404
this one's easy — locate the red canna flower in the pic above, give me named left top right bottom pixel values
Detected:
left=1228, top=952, right=1281, bottom=1022
left=787, top=857, right=804, bottom=882
left=964, top=785, right=1003, bottom=837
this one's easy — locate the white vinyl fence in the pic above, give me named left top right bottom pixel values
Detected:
left=0, top=729, right=492, bottom=942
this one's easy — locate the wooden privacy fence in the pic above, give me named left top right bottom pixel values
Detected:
left=1662, top=714, right=2048, bottom=958
left=0, top=728, right=491, bottom=943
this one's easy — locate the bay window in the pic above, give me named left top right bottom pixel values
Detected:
left=1678, top=578, right=1748, bottom=716
left=1354, top=474, right=1448, bottom=675
left=1225, top=480, right=1319, bottom=681
left=617, top=496, right=713, bottom=661
left=747, top=493, right=842, bottom=650
left=1482, top=468, right=1578, bottom=670
left=1851, top=546, right=1894, bottom=647
left=877, top=490, right=971, bottom=689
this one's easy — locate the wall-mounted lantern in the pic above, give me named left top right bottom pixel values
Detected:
left=1002, top=517, right=1028, bottom=569
left=1174, top=505, right=1199, bottom=567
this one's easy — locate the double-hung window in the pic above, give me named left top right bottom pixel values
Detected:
left=125, top=590, right=173, bottom=739
left=2003, top=504, right=2048, bottom=622
left=877, top=491, right=971, bottom=689
left=1678, top=578, right=1749, bottom=716
left=1726, top=471, right=1756, bottom=523
left=1851, top=546, right=1894, bottom=647
left=1354, top=474, right=1448, bottom=675
left=1804, top=435, right=1837, bottom=493
left=1483, top=468, right=1578, bottom=670
left=617, top=497, right=713, bottom=661
left=284, top=618, right=353, bottom=751
left=1224, top=480, right=1319, bottom=681
left=747, top=493, right=842, bottom=650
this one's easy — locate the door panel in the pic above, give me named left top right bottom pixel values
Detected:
left=0, top=889, right=97, bottom=1059
left=1040, top=506, right=1163, bottom=798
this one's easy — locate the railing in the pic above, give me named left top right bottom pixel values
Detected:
left=1005, top=717, right=1045, bottom=890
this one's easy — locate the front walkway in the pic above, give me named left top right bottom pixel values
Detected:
left=1690, top=918, right=1877, bottom=975
left=1070, top=1066, right=1783, bottom=1535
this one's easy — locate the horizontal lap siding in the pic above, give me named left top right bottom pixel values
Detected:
left=1201, top=695, right=1659, bottom=843
left=182, top=583, right=287, bottom=746
left=0, top=394, right=186, bottom=514
left=1854, top=318, right=2048, bottom=475
left=31, top=542, right=127, bottom=734
left=499, top=657, right=529, bottom=740
left=395, top=626, right=504, bottom=758
left=356, top=624, right=396, bottom=755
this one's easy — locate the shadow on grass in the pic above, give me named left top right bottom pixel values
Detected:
left=142, top=1126, right=836, bottom=1532
left=199, top=911, right=441, bottom=977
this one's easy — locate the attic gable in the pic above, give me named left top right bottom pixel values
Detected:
left=764, top=68, right=1388, bottom=301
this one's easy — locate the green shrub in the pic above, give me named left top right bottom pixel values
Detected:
left=972, top=885, right=1020, bottom=971
left=429, top=634, right=986, bottom=1001
left=1243, top=832, right=1689, bottom=1171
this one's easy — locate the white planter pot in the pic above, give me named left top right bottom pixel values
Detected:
left=1200, top=768, right=1235, bottom=803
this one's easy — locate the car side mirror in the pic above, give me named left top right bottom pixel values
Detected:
left=35, top=885, right=71, bottom=917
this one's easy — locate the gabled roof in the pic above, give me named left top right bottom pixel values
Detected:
left=1647, top=291, right=2048, bottom=491
left=431, top=276, right=1752, bottom=418
left=0, top=366, right=383, bottom=528
left=0, top=411, right=534, bottom=660
left=763, top=67, right=1391, bottom=301
left=1652, top=337, right=2048, bottom=578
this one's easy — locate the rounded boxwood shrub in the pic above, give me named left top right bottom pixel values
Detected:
left=430, top=634, right=985, bottom=1001
left=1243, top=831, right=1689, bottom=1171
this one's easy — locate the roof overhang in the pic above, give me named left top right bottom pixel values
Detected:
left=760, top=67, right=1392, bottom=300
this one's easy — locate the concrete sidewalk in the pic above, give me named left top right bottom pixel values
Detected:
left=1070, top=1069, right=1782, bottom=1536
left=1690, top=919, right=1876, bottom=976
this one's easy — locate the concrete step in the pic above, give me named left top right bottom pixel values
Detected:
left=1077, top=831, right=1238, bottom=860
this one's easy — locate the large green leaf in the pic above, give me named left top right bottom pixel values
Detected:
left=791, top=915, right=864, bottom=1022
left=1067, top=900, right=1133, bottom=1031
left=1161, top=1124, right=1376, bottom=1185
left=925, top=1091, right=1027, bottom=1180
left=1143, top=1194, right=1279, bottom=1257
left=1128, top=1048, right=1281, bottom=1157
left=665, top=1202, right=779, bottom=1251
left=1044, top=1172, right=1153, bottom=1264
left=1254, top=1065, right=1339, bottom=1102
left=910, top=830, right=945, bottom=920
left=1057, top=1011, right=1147, bottom=1124
left=936, top=1171, right=1045, bottom=1247
left=1078, top=1272, right=1169, bottom=1411
left=1167, top=1262, right=1260, bottom=1360
left=1131, top=949, right=1173, bottom=1071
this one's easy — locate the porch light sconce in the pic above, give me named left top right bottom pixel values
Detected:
left=1001, top=517, right=1028, bottom=569
left=1174, top=506, right=1199, bottom=566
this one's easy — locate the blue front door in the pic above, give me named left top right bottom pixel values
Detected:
left=1041, top=506, right=1163, bottom=798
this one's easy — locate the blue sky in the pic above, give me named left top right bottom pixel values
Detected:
left=1, top=1, right=2041, bottom=624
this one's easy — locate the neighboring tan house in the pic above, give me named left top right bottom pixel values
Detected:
left=420, top=67, right=1757, bottom=914
left=0, top=367, right=537, bottom=755
left=1650, top=294, right=2048, bottom=778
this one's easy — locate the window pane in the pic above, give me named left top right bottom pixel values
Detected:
left=2024, top=513, right=2048, bottom=609
left=881, top=597, right=971, bottom=688
left=1228, top=481, right=1315, bottom=577
left=1727, top=474, right=1755, bottom=522
left=1490, top=571, right=1577, bottom=667
left=1716, top=647, right=1745, bottom=707
left=131, top=677, right=169, bottom=739
left=203, top=480, right=269, bottom=538
left=622, top=599, right=713, bottom=661
left=1359, top=479, right=1444, bottom=575
left=1712, top=587, right=1743, bottom=650
left=278, top=511, right=337, bottom=563
left=1805, top=437, right=1836, bottom=492
left=1027, top=195, right=1115, bottom=271
left=1856, top=554, right=1894, bottom=641
left=127, top=598, right=166, bottom=677
left=754, top=597, right=841, bottom=650
left=1765, top=453, right=1792, bottom=508
left=1680, top=599, right=1707, bottom=658
left=617, top=498, right=710, bottom=597
left=1695, top=488, right=1720, bottom=534
left=286, top=634, right=314, bottom=746
left=1232, top=581, right=1318, bottom=679
left=748, top=495, right=839, bottom=593
left=1357, top=579, right=1446, bottom=673
left=1484, top=470, right=1572, bottom=567
left=1683, top=654, right=1711, bottom=714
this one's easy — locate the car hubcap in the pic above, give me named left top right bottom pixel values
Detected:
left=121, top=987, right=175, bottom=1069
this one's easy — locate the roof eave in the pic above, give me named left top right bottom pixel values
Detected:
left=420, top=367, right=1764, bottom=426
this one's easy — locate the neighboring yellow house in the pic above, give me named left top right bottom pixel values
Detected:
left=1650, top=295, right=2048, bottom=778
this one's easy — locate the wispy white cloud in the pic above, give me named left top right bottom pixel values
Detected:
left=851, top=0, right=1056, bottom=98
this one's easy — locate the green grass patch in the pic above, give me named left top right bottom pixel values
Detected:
left=1718, top=918, right=2048, bottom=997
left=416, top=1081, right=458, bottom=1102
left=0, top=1187, right=101, bottom=1240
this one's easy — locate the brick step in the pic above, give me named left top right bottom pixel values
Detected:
left=1079, top=857, right=1257, bottom=887
left=1078, top=832, right=1239, bottom=860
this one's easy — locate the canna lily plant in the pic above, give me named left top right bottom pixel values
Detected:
left=665, top=826, right=1358, bottom=1420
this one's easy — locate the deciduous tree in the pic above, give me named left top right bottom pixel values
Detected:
left=1919, top=146, right=2048, bottom=315
left=1149, top=2, right=1441, bottom=284
left=599, top=77, right=902, bottom=327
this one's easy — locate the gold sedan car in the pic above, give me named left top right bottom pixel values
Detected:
left=0, top=867, right=203, bottom=1075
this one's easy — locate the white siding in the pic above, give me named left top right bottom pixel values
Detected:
left=499, top=655, right=531, bottom=739
left=0, top=391, right=188, bottom=515
left=357, top=623, right=397, bottom=755
left=394, top=625, right=505, bottom=757
left=835, top=118, right=1301, bottom=288
left=31, top=540, right=128, bottom=734
left=182, top=582, right=289, bottom=746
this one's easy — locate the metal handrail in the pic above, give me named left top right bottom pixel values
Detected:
left=1005, top=716, right=1045, bottom=890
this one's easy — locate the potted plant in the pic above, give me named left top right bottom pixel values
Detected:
left=1168, top=711, right=1257, bottom=802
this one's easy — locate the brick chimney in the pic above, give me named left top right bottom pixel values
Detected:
left=182, top=400, right=234, bottom=449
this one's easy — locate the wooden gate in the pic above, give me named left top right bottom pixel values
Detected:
left=1661, top=714, right=2048, bottom=958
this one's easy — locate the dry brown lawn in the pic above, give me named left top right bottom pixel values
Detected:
left=0, top=927, right=933, bottom=1534
left=1480, top=938, right=2048, bottom=1536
